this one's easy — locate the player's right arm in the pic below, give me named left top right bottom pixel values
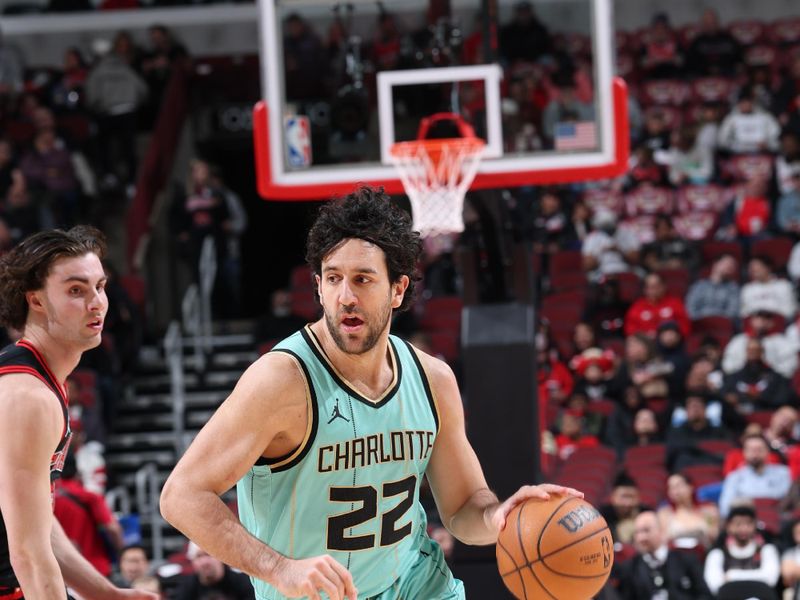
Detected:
left=160, top=352, right=357, bottom=600
left=0, top=374, right=68, bottom=599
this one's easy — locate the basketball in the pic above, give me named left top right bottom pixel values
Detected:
left=496, top=496, right=613, bottom=600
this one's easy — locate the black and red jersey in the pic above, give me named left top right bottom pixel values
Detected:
left=0, top=340, right=71, bottom=591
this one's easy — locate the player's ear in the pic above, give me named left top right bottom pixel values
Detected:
left=391, top=275, right=409, bottom=309
left=315, top=273, right=322, bottom=301
left=26, top=290, right=45, bottom=314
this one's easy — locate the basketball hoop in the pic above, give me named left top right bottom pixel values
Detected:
left=390, top=112, right=485, bottom=238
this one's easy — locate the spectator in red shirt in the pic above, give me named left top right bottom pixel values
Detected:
left=625, top=272, right=690, bottom=338
left=54, top=454, right=123, bottom=577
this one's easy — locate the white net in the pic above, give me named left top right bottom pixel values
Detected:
left=390, top=137, right=485, bottom=238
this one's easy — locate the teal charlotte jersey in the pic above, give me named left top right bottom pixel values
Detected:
left=236, top=325, right=464, bottom=600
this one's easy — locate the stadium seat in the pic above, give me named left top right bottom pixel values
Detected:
left=658, top=268, right=691, bottom=298
left=676, top=184, right=729, bottom=214
left=728, top=19, right=766, bottom=45
left=641, top=79, right=692, bottom=106
left=770, top=17, right=800, bottom=45
left=691, top=316, right=734, bottom=345
left=419, top=296, right=463, bottom=331
left=290, top=264, right=314, bottom=292
left=550, top=250, right=584, bottom=273
left=745, top=44, right=778, bottom=68
left=290, top=290, right=320, bottom=321
left=691, top=77, right=736, bottom=104
left=624, top=443, right=666, bottom=468
left=585, top=399, right=616, bottom=418
left=427, top=331, right=459, bottom=364
left=681, top=464, right=724, bottom=487
left=673, top=213, right=717, bottom=241
left=750, top=237, right=795, bottom=272
left=549, top=270, right=588, bottom=293
left=621, top=216, right=656, bottom=245
left=724, top=154, right=774, bottom=182
left=610, top=271, right=643, bottom=304
left=746, top=411, right=773, bottom=428
left=696, top=439, right=735, bottom=456
left=700, top=241, right=743, bottom=265
left=643, top=104, right=682, bottom=129
left=583, top=188, right=624, bottom=214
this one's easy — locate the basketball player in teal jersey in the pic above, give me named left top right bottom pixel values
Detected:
left=161, top=186, right=582, bottom=600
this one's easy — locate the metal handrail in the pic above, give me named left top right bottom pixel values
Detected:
left=163, top=321, right=185, bottom=456
left=198, top=236, right=216, bottom=358
left=105, top=485, right=132, bottom=515
left=135, top=463, right=164, bottom=563
left=181, top=284, right=204, bottom=372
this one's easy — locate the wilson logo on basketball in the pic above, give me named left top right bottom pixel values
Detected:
left=556, top=505, right=601, bottom=534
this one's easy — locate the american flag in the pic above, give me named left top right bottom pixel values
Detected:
left=554, top=121, right=597, bottom=151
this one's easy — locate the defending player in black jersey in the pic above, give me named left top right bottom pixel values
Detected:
left=0, top=227, right=157, bottom=600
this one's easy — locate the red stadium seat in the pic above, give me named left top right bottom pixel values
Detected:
left=290, top=264, right=314, bottom=291
left=624, top=443, right=667, bottom=468
left=583, top=188, right=624, bottom=214
left=624, top=186, right=674, bottom=217
left=700, top=241, right=743, bottom=265
left=610, top=272, right=643, bottom=304
left=641, top=80, right=692, bottom=106
left=724, top=154, right=774, bottom=182
left=420, top=296, right=463, bottom=331
left=427, top=331, right=459, bottom=363
left=750, top=238, right=795, bottom=272
left=745, top=44, right=778, bottom=68
left=691, top=77, right=736, bottom=104
left=621, top=216, right=656, bottom=244
left=728, top=20, right=766, bottom=45
left=676, top=184, right=729, bottom=214
left=691, top=316, right=734, bottom=344
left=673, top=213, right=717, bottom=241
left=550, top=250, right=583, bottom=273
left=549, top=270, right=588, bottom=293
left=658, top=268, right=691, bottom=298
left=644, top=105, right=682, bottom=129
left=746, top=411, right=773, bottom=428
left=681, top=464, right=724, bottom=487
left=769, top=17, right=800, bottom=45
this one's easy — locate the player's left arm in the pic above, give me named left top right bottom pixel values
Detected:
left=51, top=518, right=158, bottom=600
left=422, top=352, right=581, bottom=545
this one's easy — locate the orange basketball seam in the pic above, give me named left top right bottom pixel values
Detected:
left=525, top=562, right=559, bottom=600
left=536, top=496, right=577, bottom=563
left=540, top=527, right=613, bottom=579
left=499, top=526, right=612, bottom=577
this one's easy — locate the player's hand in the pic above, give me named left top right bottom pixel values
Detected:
left=490, top=484, right=584, bottom=534
left=272, top=554, right=358, bottom=600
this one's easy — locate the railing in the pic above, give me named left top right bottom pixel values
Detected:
left=163, top=321, right=185, bottom=457
left=105, top=485, right=132, bottom=515
left=181, top=284, right=204, bottom=372
left=135, top=463, right=164, bottom=563
left=180, top=236, right=216, bottom=372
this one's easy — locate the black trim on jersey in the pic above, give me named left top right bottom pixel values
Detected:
left=301, top=326, right=402, bottom=408
left=401, top=339, right=440, bottom=434
left=253, top=349, right=319, bottom=473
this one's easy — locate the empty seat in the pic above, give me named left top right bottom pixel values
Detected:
left=624, top=443, right=667, bottom=468
left=700, top=240, right=743, bottom=265
left=691, top=316, right=734, bottom=344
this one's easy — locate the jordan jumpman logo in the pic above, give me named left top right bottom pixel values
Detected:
left=328, top=398, right=350, bottom=424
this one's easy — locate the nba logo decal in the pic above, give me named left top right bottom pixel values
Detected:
left=285, top=115, right=312, bottom=169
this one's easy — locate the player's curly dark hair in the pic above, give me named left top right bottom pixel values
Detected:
left=305, top=186, right=422, bottom=313
left=0, top=226, right=107, bottom=331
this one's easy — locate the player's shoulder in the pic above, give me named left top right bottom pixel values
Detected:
left=0, top=371, right=60, bottom=409
left=405, top=342, right=458, bottom=397
left=0, top=372, right=64, bottom=436
left=229, top=350, right=308, bottom=409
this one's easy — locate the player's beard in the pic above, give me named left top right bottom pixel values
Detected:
left=324, top=296, right=393, bottom=355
